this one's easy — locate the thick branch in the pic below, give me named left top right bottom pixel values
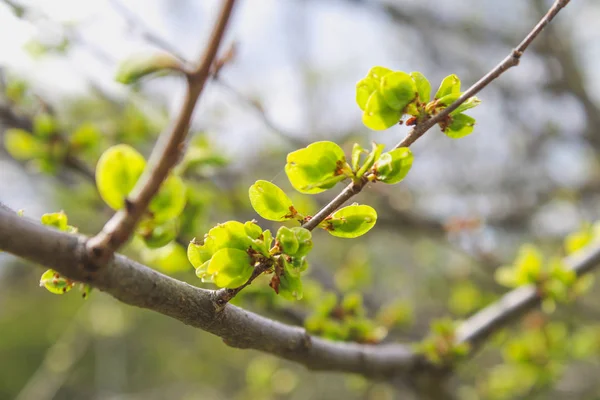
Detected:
left=0, top=205, right=418, bottom=378
left=86, top=0, right=236, bottom=263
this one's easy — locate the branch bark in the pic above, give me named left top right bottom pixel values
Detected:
left=85, top=0, right=237, bottom=264
left=1, top=203, right=600, bottom=380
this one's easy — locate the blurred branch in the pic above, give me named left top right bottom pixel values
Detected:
left=85, top=0, right=237, bottom=264
left=0, top=102, right=97, bottom=183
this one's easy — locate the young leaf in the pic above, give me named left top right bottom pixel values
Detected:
left=362, top=92, right=402, bottom=131
left=207, top=248, right=253, bottom=288
left=249, top=180, right=295, bottom=221
left=138, top=219, right=178, bottom=248
left=367, top=66, right=393, bottom=81
left=115, top=52, right=181, bottom=84
left=410, top=71, right=431, bottom=103
left=277, top=226, right=299, bottom=255
left=96, top=144, right=146, bottom=210
left=380, top=71, right=417, bottom=111
left=351, top=143, right=365, bottom=172
left=285, top=141, right=348, bottom=194
left=40, top=269, right=73, bottom=294
left=435, top=74, right=461, bottom=99
left=70, top=122, right=101, bottom=152
left=3, top=128, right=43, bottom=160
left=41, top=211, right=68, bottom=231
left=355, top=77, right=379, bottom=111
left=443, top=113, right=475, bottom=139
left=450, top=96, right=481, bottom=115
left=148, top=174, right=187, bottom=223
left=279, top=267, right=303, bottom=300
left=356, top=142, right=386, bottom=178
left=326, top=204, right=377, bottom=238
left=373, top=147, right=414, bottom=184
left=291, top=227, right=313, bottom=257
left=33, top=113, right=57, bottom=138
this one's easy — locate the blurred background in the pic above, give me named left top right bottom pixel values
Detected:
left=1, top=0, right=600, bottom=398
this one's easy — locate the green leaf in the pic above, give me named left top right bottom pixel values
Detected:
left=41, top=211, right=68, bottom=231
left=206, top=248, right=253, bottom=288
left=96, top=144, right=146, bottom=210
left=494, top=266, right=517, bottom=288
left=410, top=71, right=431, bottom=103
left=277, top=226, right=299, bottom=255
left=362, top=92, right=402, bottom=131
left=115, top=52, right=181, bottom=84
left=435, top=74, right=461, bottom=99
left=204, top=221, right=256, bottom=255
left=372, top=147, right=413, bottom=184
left=514, top=244, right=543, bottom=285
left=351, top=143, right=365, bottom=172
left=188, top=240, right=213, bottom=269
left=149, top=174, right=187, bottom=223
left=356, top=142, right=385, bottom=177
left=355, top=77, right=379, bottom=111
left=367, top=66, right=392, bottom=81
left=451, top=96, right=481, bottom=115
left=291, top=227, right=313, bottom=257
left=3, top=128, right=43, bottom=160
left=138, top=219, right=178, bottom=249
left=285, top=141, right=348, bottom=194
left=436, top=92, right=461, bottom=107
left=279, top=267, right=303, bottom=300
left=443, top=113, right=476, bottom=139
left=326, top=204, right=377, bottom=238
left=70, top=122, right=101, bottom=151
left=39, top=269, right=73, bottom=294
left=380, top=71, right=417, bottom=111
left=33, top=113, right=57, bottom=138
left=249, top=180, right=295, bottom=221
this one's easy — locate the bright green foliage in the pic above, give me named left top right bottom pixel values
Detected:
left=115, top=52, right=181, bottom=84
left=324, top=204, right=377, bottom=238
left=304, top=291, right=387, bottom=343
left=39, top=269, right=74, bottom=294
left=380, top=71, right=417, bottom=111
left=356, top=67, right=481, bottom=138
left=33, top=113, right=57, bottom=138
left=278, top=266, right=303, bottom=300
left=371, top=147, right=413, bottom=184
left=435, top=74, right=461, bottom=99
left=418, top=317, right=470, bottom=365
left=355, top=142, right=385, bottom=178
left=3, top=128, right=43, bottom=160
left=148, top=175, right=187, bottom=223
left=564, top=222, right=600, bottom=255
left=285, top=141, right=349, bottom=194
left=249, top=180, right=297, bottom=221
left=188, top=221, right=270, bottom=287
left=38, top=211, right=89, bottom=297
left=69, top=122, right=101, bottom=152
left=443, top=113, right=476, bottom=139
left=410, top=71, right=431, bottom=103
left=138, top=219, right=178, bottom=249
left=96, top=144, right=146, bottom=210
left=41, top=211, right=68, bottom=231
left=495, top=244, right=544, bottom=287
left=207, top=248, right=254, bottom=288
left=495, top=244, right=582, bottom=308
left=362, top=91, right=402, bottom=131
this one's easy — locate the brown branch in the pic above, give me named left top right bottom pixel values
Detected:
left=0, top=204, right=419, bottom=379
left=2, top=200, right=600, bottom=380
left=85, top=0, right=237, bottom=264
left=302, top=0, right=570, bottom=232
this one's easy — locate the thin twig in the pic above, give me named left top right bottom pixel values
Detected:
left=85, top=0, right=237, bottom=264
left=303, top=0, right=571, bottom=232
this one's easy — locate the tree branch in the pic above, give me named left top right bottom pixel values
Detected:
left=1, top=200, right=600, bottom=379
left=85, top=0, right=237, bottom=263
left=303, top=0, right=570, bottom=231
